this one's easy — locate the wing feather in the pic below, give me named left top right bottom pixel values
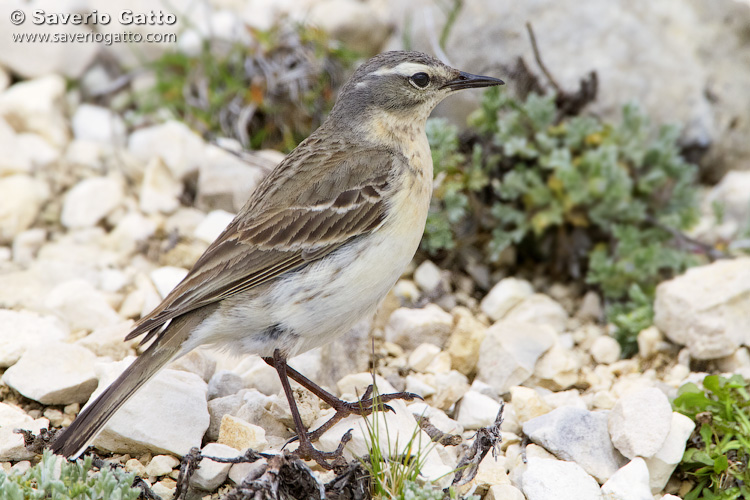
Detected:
left=126, top=141, right=400, bottom=343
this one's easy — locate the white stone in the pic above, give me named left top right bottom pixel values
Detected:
left=208, top=370, right=244, bottom=401
left=445, top=306, right=486, bottom=376
left=608, top=388, right=673, bottom=459
left=485, top=484, right=525, bottom=500
left=234, top=391, right=289, bottom=442
left=150, top=266, right=188, bottom=299
left=71, top=104, right=126, bottom=145
left=145, top=454, right=180, bottom=477
left=128, top=121, right=206, bottom=180
left=196, top=145, right=269, bottom=212
left=408, top=343, right=441, bottom=372
left=511, top=386, right=551, bottom=424
left=0, top=175, right=50, bottom=244
left=407, top=401, right=463, bottom=435
left=106, top=212, right=158, bottom=255
left=601, top=458, right=652, bottom=500
left=413, top=260, right=444, bottom=293
left=705, top=170, right=750, bottom=236
left=336, top=373, right=397, bottom=399
left=76, top=321, right=136, bottom=361
left=125, top=458, right=147, bottom=476
left=645, top=412, right=695, bottom=493
left=425, top=351, right=451, bottom=374
left=0, top=2, right=98, bottom=79
left=99, top=269, right=130, bottom=293
left=0, top=402, right=49, bottom=460
left=0, top=125, right=60, bottom=175
left=480, top=277, right=534, bottom=321
left=461, top=452, right=511, bottom=495
left=150, top=481, right=176, bottom=499
left=228, top=458, right=267, bottom=484
left=470, top=379, right=498, bottom=399
left=392, top=279, right=420, bottom=303
left=542, top=389, right=587, bottom=410
left=64, top=139, right=107, bottom=170
left=0, top=75, right=69, bottom=147
left=235, top=357, right=282, bottom=396
left=139, top=158, right=183, bottom=214
left=2, top=342, right=98, bottom=405
left=637, top=326, right=664, bottom=358
left=476, top=320, right=557, bottom=394
left=12, top=228, right=46, bottom=265
left=218, top=414, right=268, bottom=451
left=522, top=457, right=602, bottom=500
left=431, top=370, right=470, bottom=411
left=10, top=461, right=32, bottom=475
left=456, top=390, right=502, bottom=430
left=168, top=349, right=216, bottom=382
left=717, top=347, right=750, bottom=376
left=61, top=177, right=124, bottom=229
left=576, top=290, right=603, bottom=322
left=384, top=304, right=453, bottom=350
left=0, top=309, right=69, bottom=367
left=207, top=394, right=243, bottom=442
left=523, top=406, right=626, bottom=483
left=92, top=360, right=209, bottom=456
left=504, top=293, right=568, bottom=333
left=591, top=336, right=622, bottom=364
left=308, top=0, right=391, bottom=53
left=534, top=339, right=581, bottom=388
left=165, top=207, right=206, bottom=237
left=654, top=258, right=750, bottom=359
left=193, top=210, right=235, bottom=244
left=44, top=279, right=121, bottom=331
left=405, top=374, right=436, bottom=399
left=322, top=342, right=362, bottom=384
left=191, top=443, right=240, bottom=491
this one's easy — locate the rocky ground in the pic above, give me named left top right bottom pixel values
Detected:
left=1, top=1, right=750, bottom=500
left=0, top=68, right=749, bottom=499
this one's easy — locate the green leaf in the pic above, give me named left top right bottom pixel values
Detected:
left=713, top=454, right=729, bottom=474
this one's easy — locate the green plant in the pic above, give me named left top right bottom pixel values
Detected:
left=673, top=374, right=750, bottom=500
left=0, top=450, right=140, bottom=500
left=362, top=396, right=433, bottom=499
left=136, top=22, right=357, bottom=152
left=361, top=389, right=477, bottom=500
left=424, top=87, right=702, bottom=355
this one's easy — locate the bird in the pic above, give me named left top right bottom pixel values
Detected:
left=50, top=50, right=504, bottom=468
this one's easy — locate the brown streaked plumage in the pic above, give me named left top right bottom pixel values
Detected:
left=50, top=51, right=504, bottom=466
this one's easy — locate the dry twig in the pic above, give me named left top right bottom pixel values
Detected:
left=452, top=402, right=504, bottom=486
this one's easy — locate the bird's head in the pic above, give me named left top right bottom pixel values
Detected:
left=330, top=51, right=504, bottom=126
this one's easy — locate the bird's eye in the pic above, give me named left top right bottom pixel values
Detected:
left=409, top=72, right=430, bottom=88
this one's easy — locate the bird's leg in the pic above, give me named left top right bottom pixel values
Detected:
left=270, top=349, right=351, bottom=469
left=263, top=355, right=421, bottom=443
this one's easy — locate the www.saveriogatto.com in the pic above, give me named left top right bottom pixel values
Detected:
left=8, top=8, right=178, bottom=46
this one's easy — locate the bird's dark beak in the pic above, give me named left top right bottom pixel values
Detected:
left=442, top=71, right=505, bottom=91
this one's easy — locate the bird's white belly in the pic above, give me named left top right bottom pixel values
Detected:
left=273, top=225, right=420, bottom=350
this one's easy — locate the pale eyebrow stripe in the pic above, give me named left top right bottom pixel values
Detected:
left=372, top=62, right=432, bottom=77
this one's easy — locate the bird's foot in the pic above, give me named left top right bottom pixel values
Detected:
left=303, top=385, right=422, bottom=443
left=334, top=384, right=422, bottom=417
left=290, top=429, right=352, bottom=470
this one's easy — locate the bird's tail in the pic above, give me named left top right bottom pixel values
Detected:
left=50, top=309, right=209, bottom=458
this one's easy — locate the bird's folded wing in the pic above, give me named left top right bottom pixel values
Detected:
left=126, top=145, right=400, bottom=343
